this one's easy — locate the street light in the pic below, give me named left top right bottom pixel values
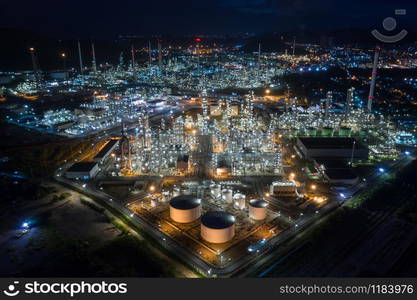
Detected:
left=310, top=184, right=316, bottom=191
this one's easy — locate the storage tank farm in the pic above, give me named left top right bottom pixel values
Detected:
left=46, top=41, right=414, bottom=275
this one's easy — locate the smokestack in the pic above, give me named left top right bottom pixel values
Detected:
left=158, top=41, right=162, bottom=69
left=131, top=44, right=135, bottom=69
left=345, top=87, right=355, bottom=120
left=91, top=42, right=97, bottom=72
left=258, top=43, right=261, bottom=62
left=367, top=47, right=380, bottom=112
left=28, top=47, right=39, bottom=83
left=292, top=37, right=296, bottom=56
left=325, top=91, right=332, bottom=119
left=119, top=51, right=124, bottom=66
left=77, top=40, right=83, bottom=73
left=148, top=41, right=152, bottom=67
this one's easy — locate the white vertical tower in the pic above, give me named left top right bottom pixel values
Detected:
left=325, top=91, right=332, bottom=120
left=367, top=47, right=380, bottom=112
left=131, top=44, right=135, bottom=70
left=28, top=47, right=40, bottom=84
left=91, top=42, right=97, bottom=72
left=158, top=41, right=162, bottom=69
left=292, top=37, right=296, bottom=56
left=201, top=89, right=209, bottom=133
left=148, top=41, right=152, bottom=67
left=77, top=40, right=83, bottom=73
left=345, top=87, right=355, bottom=120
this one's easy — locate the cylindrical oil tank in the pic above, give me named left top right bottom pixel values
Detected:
left=221, top=189, right=233, bottom=203
left=210, top=184, right=221, bottom=198
left=169, top=195, right=201, bottom=223
left=233, top=193, right=246, bottom=210
left=172, top=187, right=181, bottom=197
left=200, top=211, right=235, bottom=244
left=161, top=191, right=170, bottom=202
left=249, top=199, right=268, bottom=220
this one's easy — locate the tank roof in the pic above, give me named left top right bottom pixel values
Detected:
left=201, top=211, right=235, bottom=229
left=169, top=195, right=201, bottom=210
left=249, top=199, right=268, bottom=208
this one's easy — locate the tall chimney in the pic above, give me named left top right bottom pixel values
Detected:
left=325, top=91, right=332, bottom=119
left=91, top=42, right=97, bottom=72
left=292, top=37, right=296, bottom=56
left=29, top=47, right=39, bottom=83
left=77, top=40, right=83, bottom=73
left=131, top=44, right=135, bottom=69
left=148, top=41, right=152, bottom=67
left=345, top=87, right=355, bottom=120
left=158, top=41, right=162, bottom=69
left=367, top=47, right=380, bottom=112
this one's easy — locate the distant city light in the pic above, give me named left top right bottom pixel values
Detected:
left=21, top=221, right=29, bottom=229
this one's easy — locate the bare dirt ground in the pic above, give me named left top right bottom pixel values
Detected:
left=0, top=181, right=195, bottom=277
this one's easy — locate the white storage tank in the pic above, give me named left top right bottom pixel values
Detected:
left=200, top=211, right=235, bottom=244
left=233, top=193, right=246, bottom=210
left=221, top=189, right=233, bottom=203
left=161, top=191, right=170, bottom=202
left=248, top=199, right=268, bottom=220
left=172, top=187, right=181, bottom=197
left=169, top=195, right=201, bottom=223
left=210, top=184, right=221, bottom=198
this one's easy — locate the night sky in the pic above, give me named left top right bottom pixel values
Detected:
left=1, top=0, right=416, bottom=38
